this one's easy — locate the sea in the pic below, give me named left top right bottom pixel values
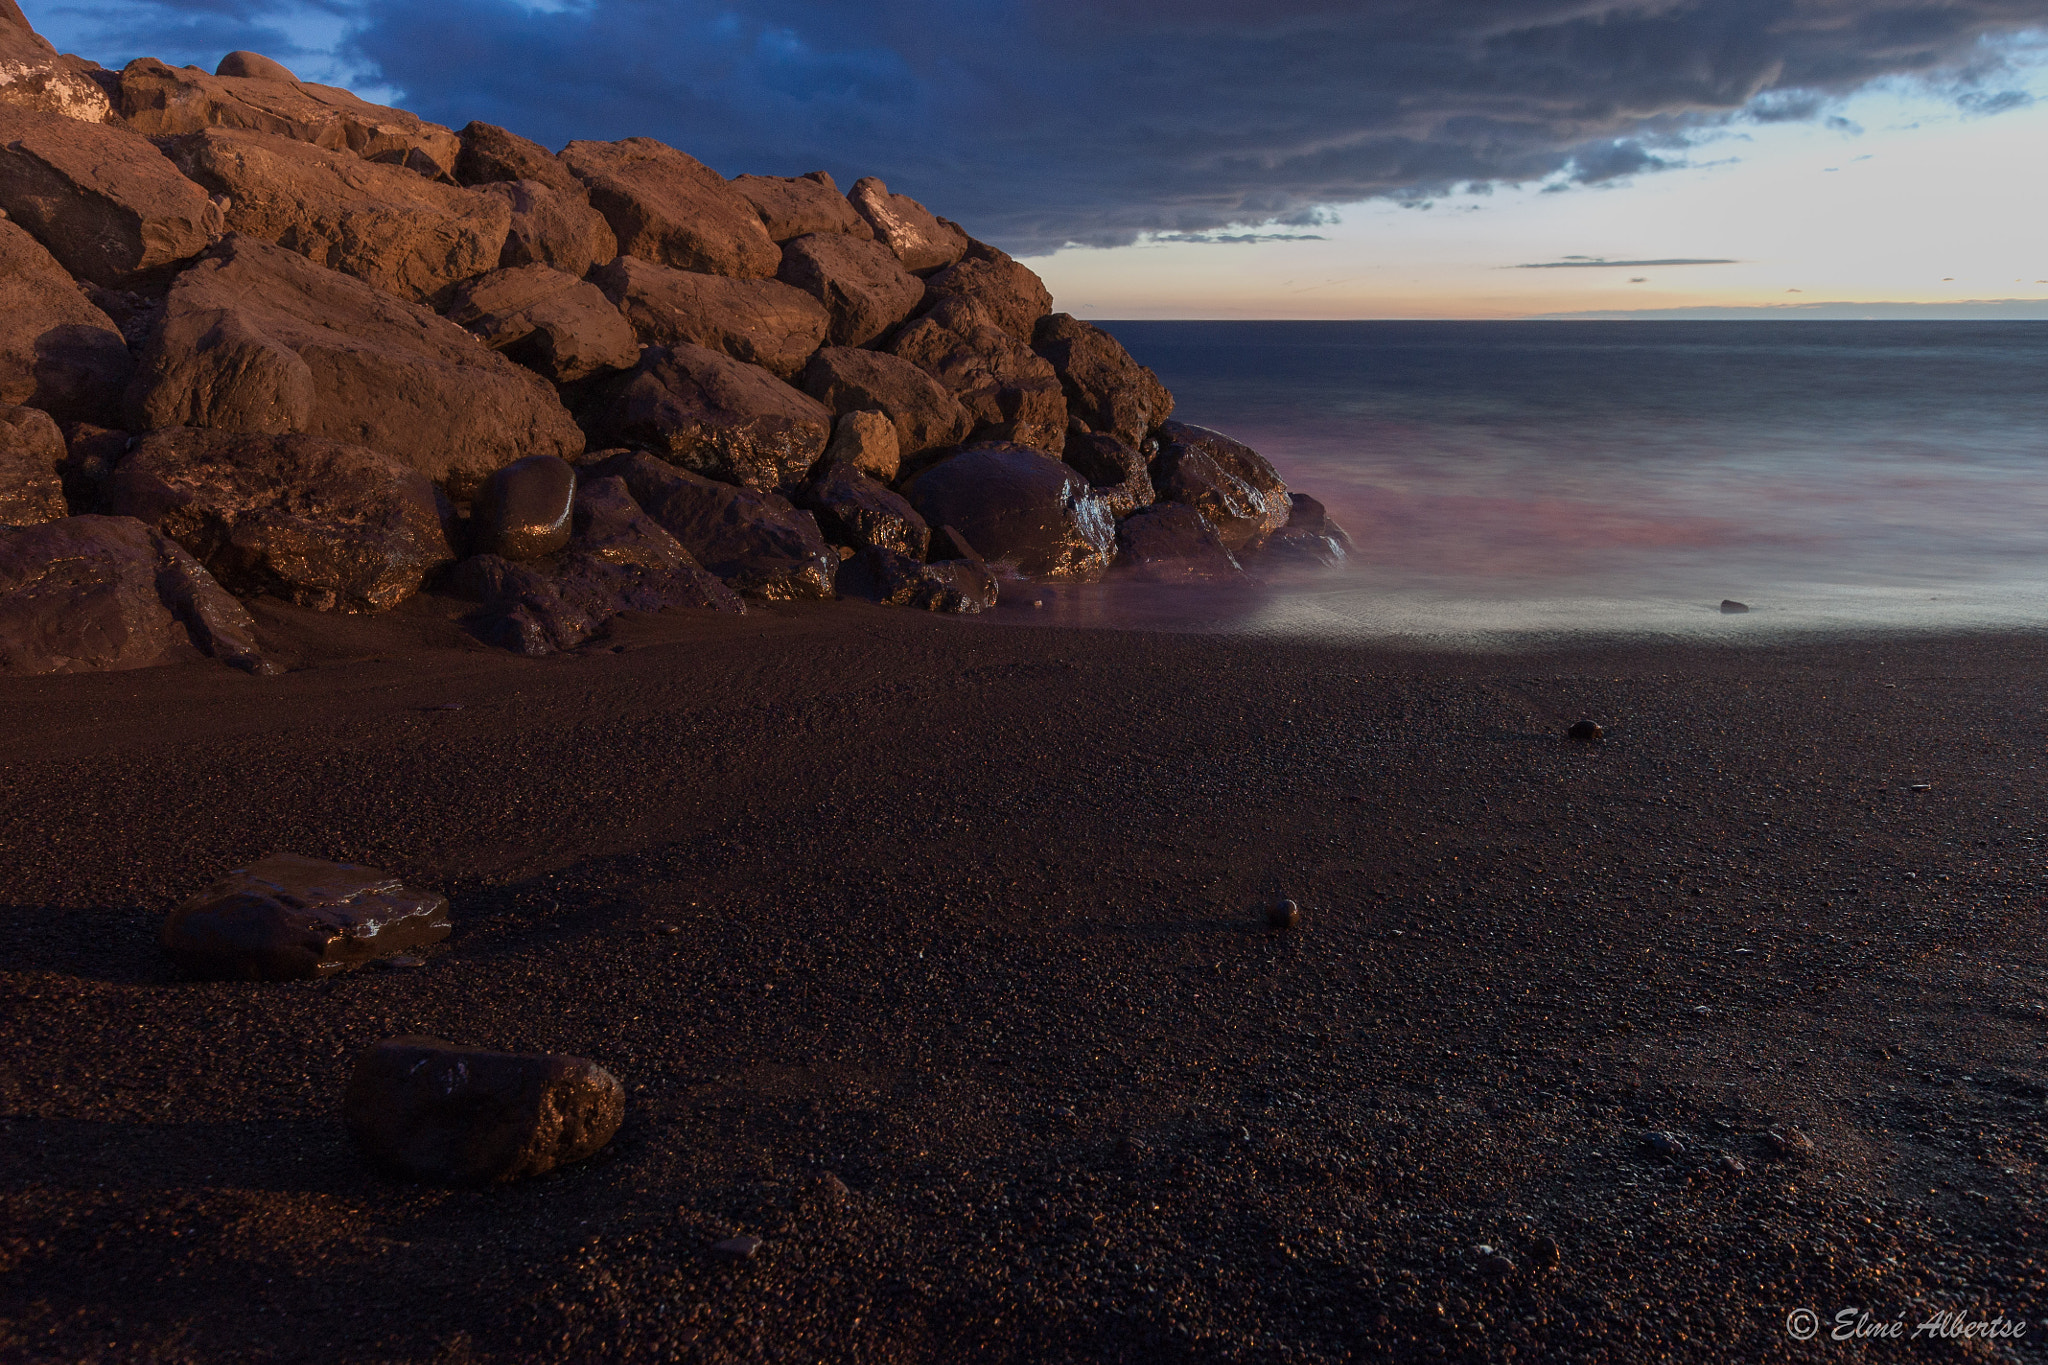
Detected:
left=1028, top=320, right=2048, bottom=646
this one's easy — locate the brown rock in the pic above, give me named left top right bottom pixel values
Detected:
left=844, top=543, right=994, bottom=614
left=0, top=401, right=64, bottom=524
left=1114, top=502, right=1244, bottom=582
left=125, top=236, right=584, bottom=499
left=0, top=108, right=223, bottom=286
left=888, top=296, right=1065, bottom=452
left=822, top=409, right=899, bottom=483
left=732, top=170, right=873, bottom=243
left=905, top=442, right=1114, bottom=582
left=797, top=459, right=928, bottom=557
left=116, top=56, right=459, bottom=179
left=847, top=176, right=967, bottom=273
left=0, top=218, right=131, bottom=423
left=775, top=232, right=924, bottom=348
left=1062, top=429, right=1154, bottom=518
left=166, top=127, right=509, bottom=305
left=471, top=454, right=575, bottom=560
left=453, top=121, right=579, bottom=194
left=215, top=51, right=297, bottom=83
left=344, top=1036, right=624, bottom=1185
left=445, top=263, right=639, bottom=383
left=107, top=427, right=455, bottom=612
left=590, top=449, right=835, bottom=600
left=1032, top=314, right=1173, bottom=449
left=56, top=419, right=125, bottom=512
left=0, top=512, right=266, bottom=674
left=594, top=255, right=827, bottom=379
left=0, top=1, right=113, bottom=122
left=477, top=178, right=617, bottom=278
left=920, top=241, right=1053, bottom=342
left=1151, top=421, right=1289, bottom=552
left=161, top=853, right=449, bottom=980
left=800, top=346, right=972, bottom=463
left=559, top=137, right=779, bottom=278
left=586, top=344, right=832, bottom=494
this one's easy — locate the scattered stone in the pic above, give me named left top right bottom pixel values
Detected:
left=471, top=454, right=576, bottom=560
left=559, top=136, right=780, bottom=278
left=1720, top=599, right=1749, bottom=614
left=1567, top=719, right=1604, bottom=742
left=887, top=295, right=1066, bottom=452
left=846, top=544, right=993, bottom=613
left=0, top=216, right=132, bottom=423
left=161, top=853, right=449, bottom=979
left=1473, top=1247, right=1515, bottom=1279
left=0, top=4, right=115, bottom=121
left=776, top=232, right=926, bottom=348
left=1717, top=1154, right=1748, bottom=1176
left=1643, top=1130, right=1685, bottom=1158
left=445, top=263, right=639, bottom=383
left=711, top=1234, right=762, bottom=1262
left=813, top=1172, right=850, bottom=1210
left=1063, top=429, right=1154, bottom=518
left=1114, top=503, right=1243, bottom=582
left=800, top=346, right=973, bottom=463
left=453, top=120, right=582, bottom=195
left=475, top=178, right=620, bottom=280
left=1530, top=1235, right=1561, bottom=1268
left=343, top=1036, right=625, bottom=1185
left=847, top=176, right=968, bottom=272
left=1764, top=1128, right=1815, bottom=1160
left=905, top=442, right=1114, bottom=582
left=797, top=459, right=929, bottom=558
left=586, top=343, right=833, bottom=494
left=591, top=449, right=835, bottom=600
left=822, top=409, right=900, bottom=483
left=1032, top=313, right=1173, bottom=449
left=1150, top=421, right=1290, bottom=553
left=732, top=170, right=873, bottom=243
left=1267, top=898, right=1301, bottom=930
left=215, top=51, right=297, bottom=83
left=0, top=401, right=66, bottom=525
left=1908, top=781, right=1931, bottom=792
left=594, top=254, right=828, bottom=379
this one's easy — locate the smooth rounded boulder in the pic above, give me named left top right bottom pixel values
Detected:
left=559, top=137, right=779, bottom=279
left=586, top=344, right=833, bottom=494
left=471, top=454, right=575, bottom=560
left=1151, top=420, right=1290, bottom=552
left=0, top=402, right=66, bottom=525
left=1114, top=503, right=1244, bottom=582
left=215, top=51, right=297, bottom=82
left=160, top=852, right=451, bottom=979
left=905, top=442, right=1114, bottom=582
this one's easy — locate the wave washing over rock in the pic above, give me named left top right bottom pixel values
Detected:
left=0, top=2, right=1350, bottom=674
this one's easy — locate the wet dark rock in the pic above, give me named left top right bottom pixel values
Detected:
left=454, top=120, right=581, bottom=195
left=733, top=170, right=873, bottom=243
left=1151, top=421, right=1290, bottom=553
left=0, top=107, right=224, bottom=287
left=920, top=241, right=1053, bottom=342
left=822, top=409, right=900, bottom=483
left=343, top=1036, right=625, bottom=1185
left=1032, top=313, right=1173, bottom=449
left=476, top=178, right=619, bottom=280
left=0, top=402, right=65, bottom=525
left=775, top=232, right=926, bottom=349
left=1567, top=719, right=1604, bottom=742
left=124, top=236, right=583, bottom=500
left=711, top=1234, right=762, bottom=1262
left=472, top=454, right=576, bottom=560
left=585, top=344, right=833, bottom=494
left=0, top=3, right=114, bottom=121
left=1721, top=599, right=1750, bottom=614
left=0, top=513, right=266, bottom=674
left=1268, top=898, right=1301, bottom=930
left=798, top=459, right=928, bottom=557
left=1251, top=492, right=1354, bottom=571
left=1475, top=1249, right=1515, bottom=1280
left=107, top=428, right=455, bottom=613
left=800, top=347, right=973, bottom=464
left=215, top=51, right=297, bottom=82
left=1062, top=429, right=1153, bottom=518
left=595, top=254, right=828, bottom=380
left=445, top=263, right=638, bottom=384
left=887, top=295, right=1065, bottom=452
left=904, top=442, right=1114, bottom=582
left=590, top=449, right=835, bottom=600
left=1113, top=503, right=1243, bottom=582
left=559, top=136, right=779, bottom=279
left=161, top=853, right=449, bottom=980
left=0, top=217, right=132, bottom=424
left=847, top=176, right=967, bottom=273
left=845, top=544, right=995, bottom=613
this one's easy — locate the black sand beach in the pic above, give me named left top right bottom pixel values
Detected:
left=3, top=597, right=2045, bottom=1361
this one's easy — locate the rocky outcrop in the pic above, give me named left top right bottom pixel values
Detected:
left=887, top=296, right=1065, bottom=451
left=800, top=347, right=973, bottom=464
left=1151, top=420, right=1289, bottom=552
left=471, top=454, right=575, bottom=560
left=0, top=217, right=132, bottom=423
left=822, top=410, right=899, bottom=483
left=559, top=137, right=779, bottom=279
left=456, top=473, right=743, bottom=654
left=0, top=108, right=223, bottom=286
left=115, top=56, right=460, bottom=179
left=0, top=1, right=113, bottom=122
left=124, top=236, right=584, bottom=498
left=0, top=513, right=266, bottom=673
left=445, top=264, right=639, bottom=384
left=733, top=170, right=874, bottom=243
left=905, top=442, right=1114, bottom=582
left=1033, top=314, right=1174, bottom=450
left=1062, top=429, right=1153, bottom=518
left=454, top=120, right=580, bottom=194
left=920, top=242, right=1053, bottom=342
left=1114, top=502, right=1244, bottom=581
left=107, top=428, right=455, bottom=612
left=0, top=401, right=64, bottom=524
left=160, top=853, right=450, bottom=980
left=165, top=127, right=509, bottom=304
left=797, top=459, right=928, bottom=558
left=476, top=179, right=618, bottom=278
left=594, top=255, right=827, bottom=379
left=775, top=232, right=924, bottom=349
left=848, top=176, right=967, bottom=273
left=591, top=449, right=835, bottom=600
left=344, top=1036, right=626, bottom=1185
left=586, top=344, right=832, bottom=494
left=215, top=51, right=296, bottom=83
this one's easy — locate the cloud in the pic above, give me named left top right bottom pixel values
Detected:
left=1513, top=257, right=1740, bottom=268
left=1538, top=298, right=2048, bottom=319
left=30, top=0, right=2048, bottom=254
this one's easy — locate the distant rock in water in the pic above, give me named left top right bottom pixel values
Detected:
left=159, top=852, right=450, bottom=979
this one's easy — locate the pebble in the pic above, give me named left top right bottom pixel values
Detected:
left=1267, top=898, right=1301, bottom=930
left=1718, top=1153, right=1748, bottom=1175
left=1643, top=1130, right=1686, bottom=1157
left=374, top=954, right=426, bottom=970
left=1472, top=1246, right=1515, bottom=1278
left=1567, top=719, right=1603, bottom=742
left=1909, top=782, right=1932, bottom=792
left=711, top=1235, right=762, bottom=1262
left=1530, top=1235, right=1561, bottom=1268
left=1765, top=1128, right=1815, bottom=1159
left=1720, top=599, right=1749, bottom=614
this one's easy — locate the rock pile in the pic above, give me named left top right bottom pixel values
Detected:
left=0, top=2, right=1351, bottom=674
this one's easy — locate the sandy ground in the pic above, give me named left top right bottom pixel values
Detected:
left=1, top=592, right=2044, bottom=1363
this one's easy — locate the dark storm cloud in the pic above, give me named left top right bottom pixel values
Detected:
left=34, top=0, right=2048, bottom=253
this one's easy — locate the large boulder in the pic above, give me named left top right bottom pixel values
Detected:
left=1062, top=429, right=1153, bottom=518
left=585, top=344, right=832, bottom=494
left=115, top=57, right=459, bottom=179
left=1151, top=420, right=1289, bottom=553
left=1032, top=314, right=1174, bottom=449
left=821, top=409, right=899, bottom=483
left=165, top=127, right=510, bottom=305
left=453, top=120, right=580, bottom=194
left=0, top=513, right=266, bottom=674
left=0, top=108, right=222, bottom=286
left=470, top=454, right=576, bottom=560
left=0, top=217, right=132, bottom=423
left=559, top=137, right=779, bottom=279
left=589, top=449, right=835, bottom=600
left=904, top=442, right=1114, bottom=582
left=594, top=255, right=827, bottom=380
left=0, top=1, right=113, bottom=122
left=160, top=853, right=450, bottom=980
left=1114, top=503, right=1244, bottom=582
left=847, top=176, right=967, bottom=273
left=444, top=264, right=639, bottom=384
left=344, top=1037, right=625, bottom=1185
left=775, top=232, right=925, bottom=349
left=0, top=401, right=64, bottom=524
left=107, top=428, right=454, bottom=613
left=476, top=178, right=617, bottom=278
left=887, top=296, right=1065, bottom=452
left=215, top=51, right=297, bottom=83
left=733, top=170, right=874, bottom=243
left=124, top=236, right=584, bottom=499
left=799, top=347, right=972, bottom=464
left=796, top=459, right=928, bottom=558
left=920, top=242, right=1053, bottom=342
left=456, top=473, right=744, bottom=655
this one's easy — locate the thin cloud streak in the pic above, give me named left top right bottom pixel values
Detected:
left=1513, top=258, right=1742, bottom=269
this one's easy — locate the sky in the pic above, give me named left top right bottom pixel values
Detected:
left=29, top=0, right=2048, bottom=318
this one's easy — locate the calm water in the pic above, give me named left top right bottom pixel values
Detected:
left=1039, top=320, right=2048, bottom=643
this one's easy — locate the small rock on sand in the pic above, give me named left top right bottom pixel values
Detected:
left=1267, top=898, right=1301, bottom=930
left=1567, top=719, right=1604, bottom=742
left=712, top=1234, right=762, bottom=1261
left=160, top=853, right=450, bottom=980
left=1720, top=600, right=1750, bottom=613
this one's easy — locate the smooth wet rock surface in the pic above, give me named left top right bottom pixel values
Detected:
left=160, top=852, right=449, bottom=980
left=1062, top=429, right=1154, bottom=518
left=1113, top=502, right=1242, bottom=582
left=906, top=442, right=1113, bottom=582
left=471, top=454, right=576, bottom=561
left=1151, top=420, right=1290, bottom=553
left=587, top=344, right=833, bottom=494
left=593, top=449, right=835, bottom=600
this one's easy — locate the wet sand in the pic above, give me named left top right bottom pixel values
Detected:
left=2, top=593, right=2044, bottom=1362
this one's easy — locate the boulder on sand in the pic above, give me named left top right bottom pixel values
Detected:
left=904, top=442, right=1114, bottom=582
left=344, top=1036, right=625, bottom=1185
left=160, top=852, right=451, bottom=980
left=1114, top=502, right=1244, bottom=582
left=800, top=347, right=972, bottom=464
left=594, top=254, right=827, bottom=380
left=106, top=428, right=455, bottom=613
left=775, top=232, right=925, bottom=349
left=847, top=176, right=967, bottom=273
left=0, top=401, right=65, bottom=525
left=0, top=217, right=132, bottom=423
left=589, top=449, right=835, bottom=600
left=470, top=454, right=576, bottom=561
left=1032, top=313, right=1173, bottom=449
left=0, top=108, right=223, bottom=286
left=124, top=236, right=584, bottom=499
left=1062, top=428, right=1153, bottom=518
left=733, top=170, right=874, bottom=243
left=476, top=179, right=618, bottom=279
left=796, top=459, right=928, bottom=558
left=559, top=137, right=780, bottom=279
left=445, top=263, right=639, bottom=384
left=1150, top=420, right=1289, bottom=552
left=888, top=295, right=1065, bottom=452
left=0, top=513, right=266, bottom=674
left=0, top=1, right=114, bottom=122
left=585, top=344, right=832, bottom=494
